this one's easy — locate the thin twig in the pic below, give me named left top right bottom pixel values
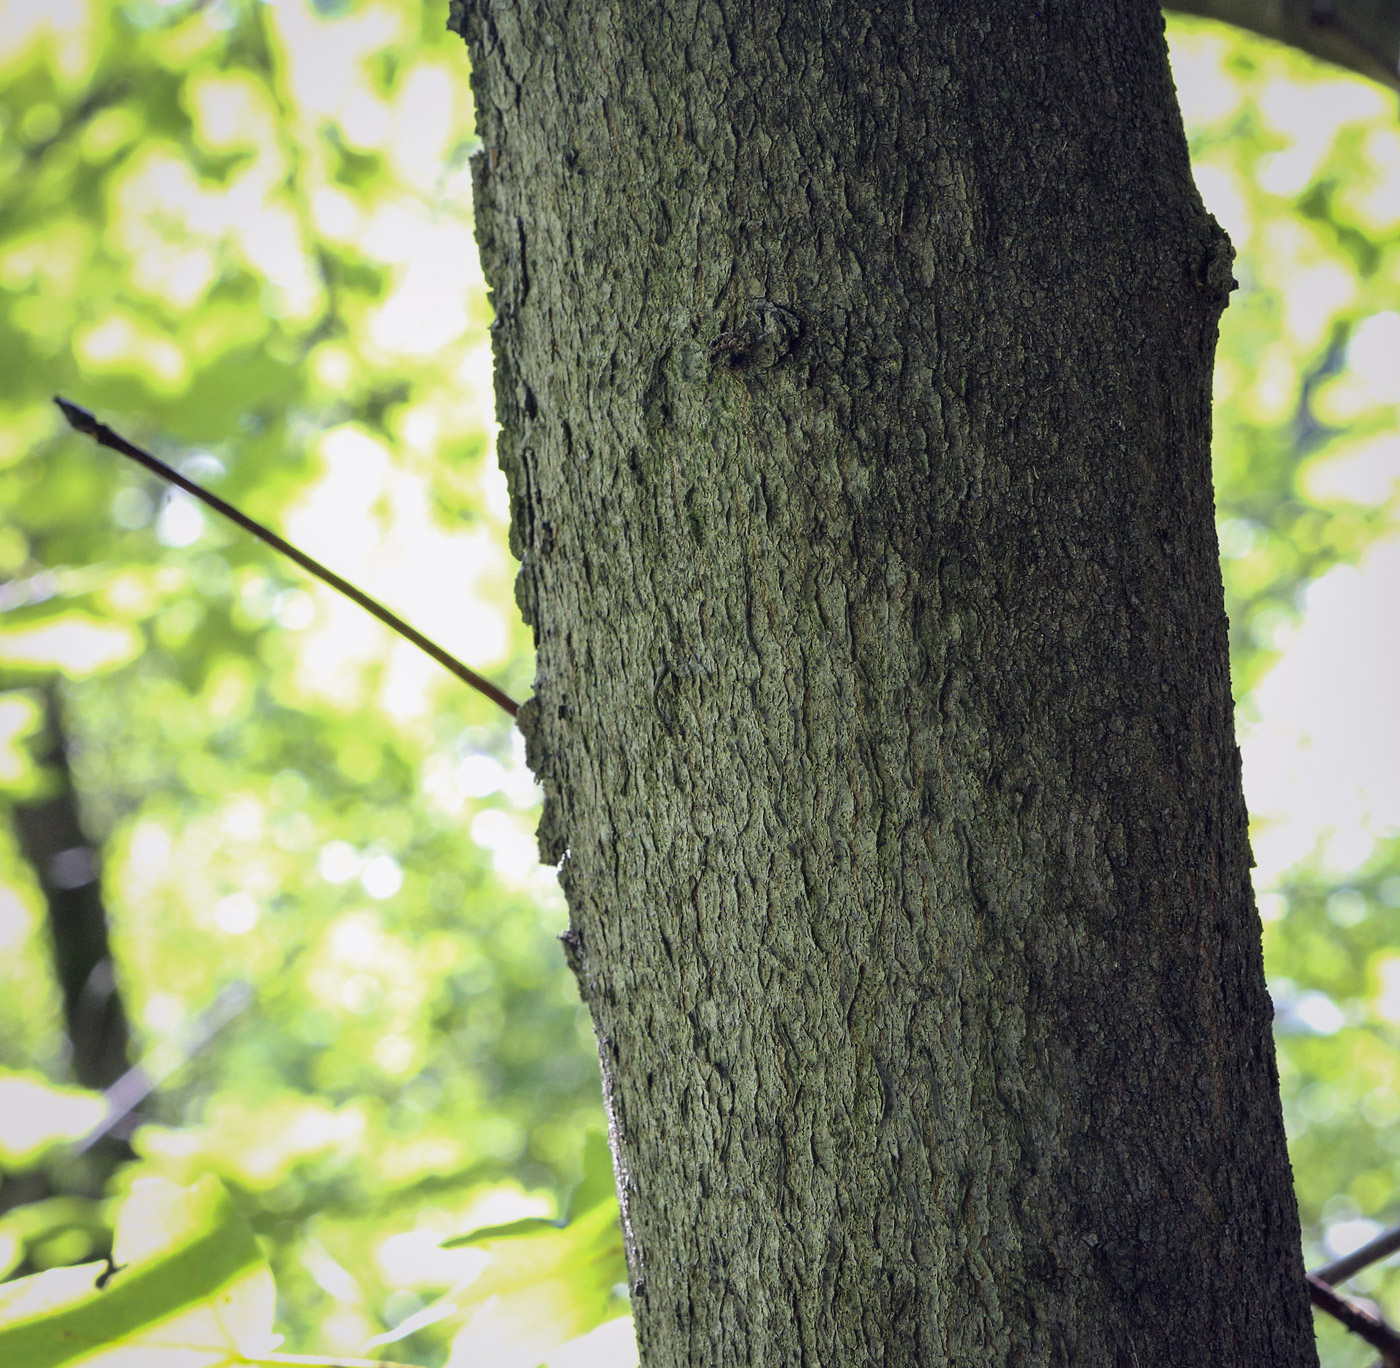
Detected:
left=1314, top=1223, right=1400, bottom=1287
left=53, top=398, right=518, bottom=719
left=1308, top=1274, right=1400, bottom=1367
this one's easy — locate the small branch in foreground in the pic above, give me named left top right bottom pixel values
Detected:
left=1308, top=1274, right=1400, bottom=1367
left=1314, top=1223, right=1400, bottom=1287
left=53, top=398, right=518, bottom=719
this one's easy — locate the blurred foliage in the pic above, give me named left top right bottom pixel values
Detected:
left=1170, top=18, right=1400, bottom=1367
left=0, top=1166, right=625, bottom=1367
left=0, top=1175, right=279, bottom=1368
left=0, top=0, right=626, bottom=1363
left=0, top=2, right=1395, bottom=1365
left=1172, top=19, right=1400, bottom=696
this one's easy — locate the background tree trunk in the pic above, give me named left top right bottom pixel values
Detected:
left=453, top=2, right=1318, bottom=1363
left=11, top=682, right=131, bottom=1096
left=1166, top=0, right=1400, bottom=92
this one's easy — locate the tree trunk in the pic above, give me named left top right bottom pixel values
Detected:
left=12, top=681, right=131, bottom=1094
left=452, top=2, right=1318, bottom=1363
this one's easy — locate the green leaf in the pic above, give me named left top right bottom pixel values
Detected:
left=0, top=611, right=139, bottom=677
left=0, top=1069, right=105, bottom=1169
left=564, top=1132, right=618, bottom=1222
left=440, top=1215, right=566, bottom=1247
left=369, top=1197, right=625, bottom=1364
left=0, top=1197, right=108, bottom=1284
left=0, top=1176, right=277, bottom=1368
left=0, top=692, right=44, bottom=797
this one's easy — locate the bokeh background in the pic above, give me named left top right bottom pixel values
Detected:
left=0, top=3, right=1396, bottom=1364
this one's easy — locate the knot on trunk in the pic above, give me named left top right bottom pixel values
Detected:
left=708, top=299, right=803, bottom=371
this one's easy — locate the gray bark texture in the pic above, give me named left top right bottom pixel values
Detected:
left=451, top=2, right=1319, bottom=1364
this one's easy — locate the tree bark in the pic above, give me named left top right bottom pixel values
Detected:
left=452, top=2, right=1318, bottom=1363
